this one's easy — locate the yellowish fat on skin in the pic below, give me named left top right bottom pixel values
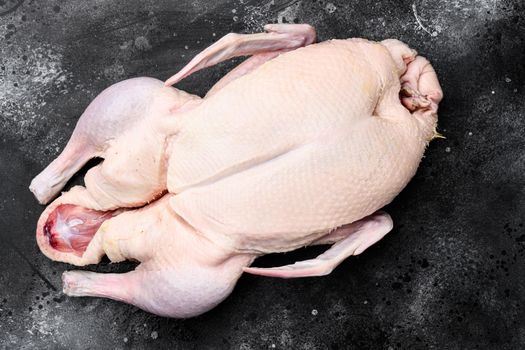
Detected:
left=431, top=130, right=446, bottom=141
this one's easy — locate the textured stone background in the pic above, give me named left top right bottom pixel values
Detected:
left=1, top=0, right=524, bottom=348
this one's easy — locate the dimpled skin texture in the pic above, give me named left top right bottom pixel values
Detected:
left=31, top=29, right=442, bottom=318
left=168, top=39, right=432, bottom=253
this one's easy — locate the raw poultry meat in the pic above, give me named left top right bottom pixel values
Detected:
left=30, top=24, right=443, bottom=318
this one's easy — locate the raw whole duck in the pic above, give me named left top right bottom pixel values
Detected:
left=29, top=24, right=443, bottom=318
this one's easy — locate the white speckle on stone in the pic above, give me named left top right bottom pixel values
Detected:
left=239, top=343, right=252, bottom=350
left=233, top=16, right=239, bottom=21
left=212, top=32, right=216, bottom=37
left=445, top=147, right=451, bottom=153
left=468, top=131, right=473, bottom=136
left=119, top=40, right=132, bottom=50
left=240, top=1, right=274, bottom=32
left=325, top=2, right=337, bottom=13
left=491, top=90, right=495, bottom=94
left=363, top=300, right=368, bottom=304
left=232, top=9, right=237, bottom=13
left=277, top=1, right=300, bottom=24
left=134, top=36, right=151, bottom=51
left=280, top=330, right=293, bottom=347
left=103, top=62, right=125, bottom=80
left=513, top=88, right=518, bottom=93
left=151, top=331, right=158, bottom=339
left=270, top=344, right=276, bottom=348
left=184, top=45, right=189, bottom=50
left=311, top=309, right=318, bottom=316
left=173, top=32, right=177, bottom=37
left=123, top=337, right=128, bottom=343
left=505, top=77, right=511, bottom=83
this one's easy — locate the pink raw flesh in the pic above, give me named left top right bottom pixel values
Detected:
left=43, top=204, right=114, bottom=257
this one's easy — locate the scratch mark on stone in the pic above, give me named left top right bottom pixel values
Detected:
left=412, top=3, right=437, bottom=37
left=6, top=239, right=57, bottom=291
left=73, top=14, right=151, bottom=41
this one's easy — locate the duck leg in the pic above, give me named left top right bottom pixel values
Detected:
left=165, top=24, right=317, bottom=92
left=61, top=195, right=254, bottom=318
left=243, top=212, right=393, bottom=278
left=30, top=78, right=200, bottom=205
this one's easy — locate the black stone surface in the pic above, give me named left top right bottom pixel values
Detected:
left=1, top=0, right=524, bottom=348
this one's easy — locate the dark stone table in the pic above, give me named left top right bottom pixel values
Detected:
left=1, top=0, right=524, bottom=348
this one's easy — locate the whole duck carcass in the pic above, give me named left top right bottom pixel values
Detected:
left=29, top=24, right=443, bottom=318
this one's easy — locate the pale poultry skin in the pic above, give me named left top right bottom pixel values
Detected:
left=29, top=24, right=443, bottom=318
